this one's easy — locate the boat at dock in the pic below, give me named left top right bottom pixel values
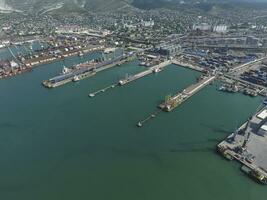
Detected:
left=43, top=54, right=125, bottom=88
left=62, top=66, right=71, bottom=74
left=243, top=89, right=258, bottom=97
left=137, top=122, right=143, bottom=127
left=159, top=75, right=216, bottom=112
left=218, top=83, right=239, bottom=93
left=43, top=62, right=96, bottom=88
left=153, top=68, right=162, bottom=73
left=73, top=75, right=80, bottom=82
left=241, top=165, right=267, bottom=185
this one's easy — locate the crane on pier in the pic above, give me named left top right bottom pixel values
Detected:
left=241, top=116, right=252, bottom=150
left=239, top=102, right=265, bottom=151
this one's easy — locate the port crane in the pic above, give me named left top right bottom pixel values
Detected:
left=241, top=116, right=252, bottom=150
left=240, top=102, right=265, bottom=150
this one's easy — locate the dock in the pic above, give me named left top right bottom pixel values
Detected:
left=171, top=59, right=204, bottom=72
left=217, top=106, right=267, bottom=184
left=88, top=60, right=171, bottom=98
left=23, top=45, right=104, bottom=67
left=229, top=56, right=267, bottom=74
left=118, top=60, right=171, bottom=86
left=136, top=110, right=162, bottom=127
left=43, top=55, right=130, bottom=88
left=89, top=84, right=118, bottom=97
left=159, top=75, right=216, bottom=112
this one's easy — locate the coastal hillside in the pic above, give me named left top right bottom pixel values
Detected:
left=2, top=0, right=133, bottom=13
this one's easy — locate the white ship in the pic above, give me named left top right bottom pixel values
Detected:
left=73, top=75, right=80, bottom=82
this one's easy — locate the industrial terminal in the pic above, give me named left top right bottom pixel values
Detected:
left=2, top=1, right=267, bottom=187
left=218, top=105, right=267, bottom=184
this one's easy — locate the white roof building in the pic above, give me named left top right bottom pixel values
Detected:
left=257, top=109, right=267, bottom=120
left=213, top=25, right=228, bottom=33
left=258, top=122, right=267, bottom=136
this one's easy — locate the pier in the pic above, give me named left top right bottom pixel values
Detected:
left=43, top=55, right=131, bottom=88
left=89, top=84, right=118, bottom=97
left=88, top=60, right=171, bottom=98
left=118, top=60, right=171, bottom=86
left=137, top=75, right=215, bottom=128
left=23, top=45, right=104, bottom=67
left=171, top=59, right=204, bottom=72
left=137, top=110, right=162, bottom=127
left=159, top=75, right=216, bottom=112
left=229, top=56, right=267, bottom=74
left=217, top=106, right=267, bottom=184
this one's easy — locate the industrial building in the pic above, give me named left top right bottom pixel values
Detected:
left=213, top=25, right=228, bottom=33
left=156, top=44, right=182, bottom=56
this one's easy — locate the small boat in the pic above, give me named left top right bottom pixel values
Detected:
left=139, top=62, right=146, bottom=66
left=153, top=68, right=161, bottom=73
left=62, top=66, right=71, bottom=74
left=137, top=122, right=142, bottom=127
left=219, top=85, right=226, bottom=91
left=73, top=75, right=80, bottom=82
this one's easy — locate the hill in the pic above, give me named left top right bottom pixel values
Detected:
left=2, top=0, right=133, bottom=13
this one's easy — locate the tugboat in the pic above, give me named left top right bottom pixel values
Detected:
left=73, top=75, right=80, bottom=82
left=139, top=61, right=146, bottom=66
left=137, top=122, right=142, bottom=127
left=219, top=83, right=238, bottom=93
left=243, top=89, right=257, bottom=97
left=62, top=66, right=71, bottom=74
left=153, top=68, right=161, bottom=73
left=89, top=93, right=95, bottom=98
left=219, top=85, right=226, bottom=91
left=249, top=91, right=258, bottom=97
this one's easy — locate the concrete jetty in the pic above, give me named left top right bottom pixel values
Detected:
left=159, top=75, right=216, bottom=112
left=137, top=110, right=161, bottom=127
left=119, top=60, right=171, bottom=86
left=229, top=56, right=267, bottom=74
left=88, top=60, right=171, bottom=98
left=137, top=75, right=215, bottom=128
left=217, top=107, right=267, bottom=184
left=171, top=60, right=204, bottom=72
left=43, top=56, right=130, bottom=88
left=89, top=84, right=117, bottom=98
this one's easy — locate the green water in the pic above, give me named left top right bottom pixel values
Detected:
left=0, top=55, right=266, bottom=200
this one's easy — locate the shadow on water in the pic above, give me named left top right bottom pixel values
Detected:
left=0, top=122, right=18, bottom=129
left=200, top=123, right=232, bottom=135
left=169, top=138, right=221, bottom=154
left=170, top=146, right=215, bottom=153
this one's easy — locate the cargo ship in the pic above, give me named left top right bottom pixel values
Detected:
left=43, top=54, right=125, bottom=88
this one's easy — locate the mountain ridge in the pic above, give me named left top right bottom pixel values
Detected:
left=2, top=0, right=267, bottom=14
